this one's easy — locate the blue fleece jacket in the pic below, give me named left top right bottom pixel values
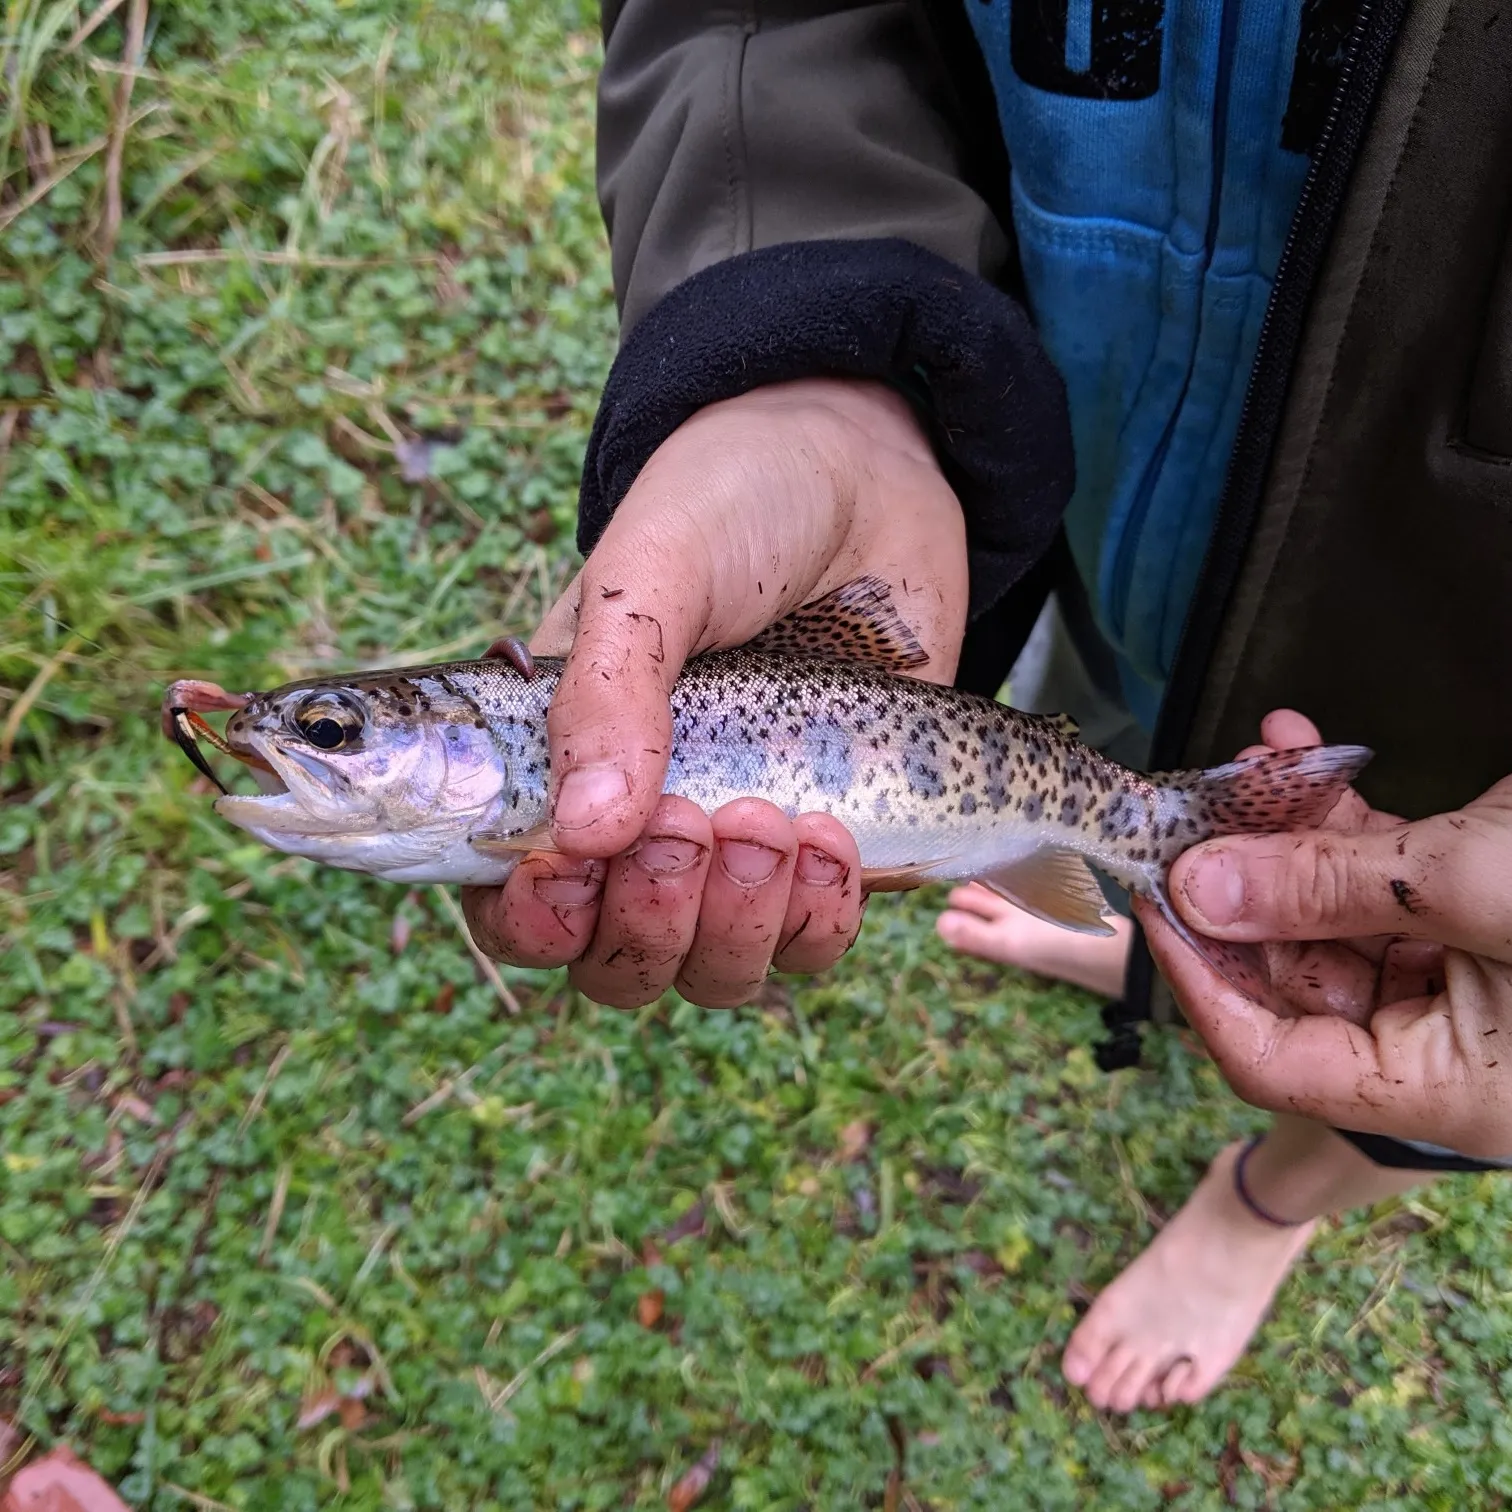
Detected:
left=965, top=0, right=1351, bottom=728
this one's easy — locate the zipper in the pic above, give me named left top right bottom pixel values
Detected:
left=1146, top=0, right=1411, bottom=771
left=1108, top=0, right=1246, bottom=638
left=1114, top=0, right=1412, bottom=1036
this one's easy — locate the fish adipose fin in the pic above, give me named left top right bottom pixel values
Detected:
left=1146, top=741, right=1374, bottom=1005
left=981, top=850, right=1116, bottom=937
left=470, top=821, right=560, bottom=858
left=747, top=575, right=930, bottom=673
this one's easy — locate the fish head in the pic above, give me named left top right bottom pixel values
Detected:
left=212, top=674, right=515, bottom=882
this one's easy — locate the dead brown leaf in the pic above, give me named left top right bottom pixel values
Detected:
left=113, top=1094, right=157, bottom=1126
left=838, top=1120, right=873, bottom=1163
left=390, top=911, right=411, bottom=955
left=666, top=1442, right=720, bottom=1512
left=0, top=1418, right=19, bottom=1495
left=1239, top=1445, right=1298, bottom=1494
left=1218, top=1421, right=1242, bottom=1505
left=0, top=1446, right=133, bottom=1512
left=637, top=1290, right=665, bottom=1329
left=296, top=1388, right=341, bottom=1431
left=660, top=1202, right=706, bottom=1246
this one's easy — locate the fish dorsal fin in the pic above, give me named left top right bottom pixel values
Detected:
left=980, top=850, right=1116, bottom=937
left=746, top=575, right=929, bottom=672
left=470, top=820, right=560, bottom=858
left=1042, top=712, right=1080, bottom=739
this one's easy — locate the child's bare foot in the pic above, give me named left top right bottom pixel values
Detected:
left=935, top=883, right=1133, bottom=998
left=1061, top=1141, right=1316, bottom=1413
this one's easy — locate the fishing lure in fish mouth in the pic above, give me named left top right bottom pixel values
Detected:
left=164, top=576, right=1372, bottom=1006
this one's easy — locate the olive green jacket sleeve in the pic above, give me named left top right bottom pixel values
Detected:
left=597, top=0, right=1012, bottom=331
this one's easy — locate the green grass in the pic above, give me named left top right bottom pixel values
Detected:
left=4, top=2, right=1512, bottom=1507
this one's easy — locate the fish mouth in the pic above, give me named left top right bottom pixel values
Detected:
left=214, top=787, right=366, bottom=837
left=165, top=699, right=366, bottom=836
left=213, top=733, right=378, bottom=837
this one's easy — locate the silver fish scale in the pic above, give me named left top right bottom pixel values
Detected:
left=655, top=650, right=1148, bottom=877
left=437, top=649, right=1154, bottom=877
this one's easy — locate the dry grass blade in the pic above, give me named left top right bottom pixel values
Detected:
left=480, top=1327, right=580, bottom=1412
left=1, top=633, right=81, bottom=764
left=97, top=0, right=147, bottom=260
left=237, top=1042, right=292, bottom=1137
left=860, top=1324, right=937, bottom=1383
left=0, top=134, right=110, bottom=235
left=160, top=1482, right=239, bottom=1511
left=134, top=248, right=439, bottom=269
left=431, top=885, right=521, bottom=1016
left=258, top=1161, right=292, bottom=1263
left=401, top=1076, right=456, bottom=1127
left=65, top=0, right=126, bottom=52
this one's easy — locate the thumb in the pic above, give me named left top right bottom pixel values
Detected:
left=545, top=583, right=702, bottom=860
left=543, top=521, right=711, bottom=858
left=1170, top=811, right=1505, bottom=955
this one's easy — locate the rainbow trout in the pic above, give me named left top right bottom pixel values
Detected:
left=165, top=579, right=1370, bottom=991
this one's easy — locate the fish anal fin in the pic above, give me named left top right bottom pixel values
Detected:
left=980, top=850, right=1115, bottom=937
left=470, top=821, right=559, bottom=858
left=1146, top=877, right=1274, bottom=1005
left=861, top=858, right=952, bottom=893
left=747, top=575, right=929, bottom=673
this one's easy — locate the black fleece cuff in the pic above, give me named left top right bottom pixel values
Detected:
left=577, top=238, right=1075, bottom=622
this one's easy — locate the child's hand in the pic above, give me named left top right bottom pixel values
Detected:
left=462, top=377, right=969, bottom=1009
left=1139, top=710, right=1512, bottom=1159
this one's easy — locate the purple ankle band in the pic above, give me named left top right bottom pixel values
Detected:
left=1233, top=1136, right=1305, bottom=1228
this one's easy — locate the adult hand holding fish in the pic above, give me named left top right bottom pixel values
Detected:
left=461, top=376, right=971, bottom=1008
left=1142, top=710, right=1512, bottom=1162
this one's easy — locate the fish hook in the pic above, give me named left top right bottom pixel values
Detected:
left=168, top=707, right=230, bottom=795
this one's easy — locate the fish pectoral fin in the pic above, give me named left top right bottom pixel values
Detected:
left=469, top=821, right=560, bottom=858
left=860, top=858, right=953, bottom=893
left=747, top=575, right=930, bottom=673
left=980, top=851, right=1116, bottom=936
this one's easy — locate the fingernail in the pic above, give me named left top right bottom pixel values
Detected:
left=554, top=763, right=628, bottom=831
left=720, top=840, right=782, bottom=887
left=1184, top=851, right=1245, bottom=927
left=796, top=845, right=844, bottom=885
left=534, top=865, right=604, bottom=907
left=633, top=836, right=705, bottom=877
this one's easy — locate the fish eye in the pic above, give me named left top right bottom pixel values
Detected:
left=290, top=691, right=365, bottom=752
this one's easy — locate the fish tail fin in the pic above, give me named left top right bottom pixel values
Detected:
left=1155, top=743, right=1373, bottom=862
left=1143, top=742, right=1372, bottom=1005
